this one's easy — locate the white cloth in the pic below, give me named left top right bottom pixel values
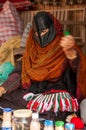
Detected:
left=80, top=98, right=86, bottom=125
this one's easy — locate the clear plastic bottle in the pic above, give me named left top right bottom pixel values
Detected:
left=2, top=108, right=12, bottom=130
left=30, top=112, right=40, bottom=130
left=65, top=123, right=75, bottom=130
left=44, top=120, right=54, bottom=130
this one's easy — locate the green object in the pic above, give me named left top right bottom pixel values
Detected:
left=0, top=62, right=15, bottom=85
left=55, top=121, right=64, bottom=126
left=64, top=31, right=70, bottom=36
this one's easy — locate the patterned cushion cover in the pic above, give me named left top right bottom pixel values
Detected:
left=0, top=1, right=23, bottom=46
left=0, top=0, right=32, bottom=11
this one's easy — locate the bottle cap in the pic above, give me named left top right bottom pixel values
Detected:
left=64, top=31, right=70, bottom=36
left=32, top=112, right=39, bottom=119
left=14, top=109, right=32, bottom=118
left=44, top=120, right=53, bottom=126
left=3, top=108, right=12, bottom=112
left=65, top=123, right=75, bottom=129
left=55, top=121, right=64, bottom=126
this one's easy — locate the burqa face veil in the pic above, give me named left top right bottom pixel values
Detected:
left=33, top=12, right=56, bottom=47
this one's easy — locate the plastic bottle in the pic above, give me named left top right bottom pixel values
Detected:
left=55, top=121, right=64, bottom=130
left=2, top=108, right=12, bottom=130
left=44, top=120, right=54, bottom=130
left=65, top=123, right=75, bottom=130
left=30, top=112, right=40, bottom=130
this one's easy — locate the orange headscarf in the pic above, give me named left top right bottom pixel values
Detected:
left=22, top=29, right=66, bottom=88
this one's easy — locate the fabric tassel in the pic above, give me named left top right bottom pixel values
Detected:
left=26, top=92, right=79, bottom=113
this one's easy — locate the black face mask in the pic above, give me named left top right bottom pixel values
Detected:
left=33, top=12, right=56, bottom=48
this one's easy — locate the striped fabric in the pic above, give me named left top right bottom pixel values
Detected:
left=0, top=1, right=23, bottom=46
left=23, top=92, right=79, bottom=113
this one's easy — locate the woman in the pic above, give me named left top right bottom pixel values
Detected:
left=0, top=11, right=86, bottom=120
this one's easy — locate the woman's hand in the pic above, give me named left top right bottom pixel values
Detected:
left=0, top=87, right=6, bottom=97
left=60, top=35, right=77, bottom=60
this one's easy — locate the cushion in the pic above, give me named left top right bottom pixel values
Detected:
left=0, top=0, right=32, bottom=11
left=0, top=1, right=23, bottom=46
left=0, top=36, right=22, bottom=66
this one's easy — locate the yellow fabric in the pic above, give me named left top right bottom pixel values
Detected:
left=0, top=36, right=21, bottom=66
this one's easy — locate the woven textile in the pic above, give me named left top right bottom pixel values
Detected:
left=24, top=92, right=79, bottom=113
left=0, top=0, right=32, bottom=11
left=0, top=1, right=23, bottom=46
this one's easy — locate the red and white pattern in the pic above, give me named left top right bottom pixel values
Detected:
left=0, top=0, right=32, bottom=11
left=0, top=1, right=23, bottom=46
left=24, top=92, right=79, bottom=113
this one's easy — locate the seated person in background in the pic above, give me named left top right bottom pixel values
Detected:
left=0, top=11, right=86, bottom=121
